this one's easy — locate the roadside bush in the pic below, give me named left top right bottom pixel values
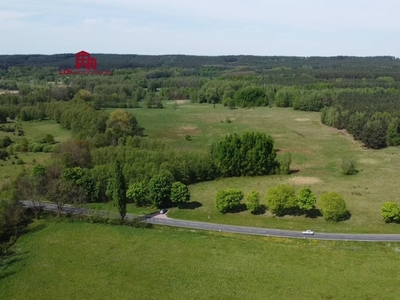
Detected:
left=296, top=188, right=316, bottom=216
left=265, top=184, right=297, bottom=216
left=319, top=192, right=348, bottom=222
left=215, top=189, right=244, bottom=214
left=246, top=190, right=261, bottom=214
left=170, top=182, right=190, bottom=207
left=381, top=202, right=400, bottom=223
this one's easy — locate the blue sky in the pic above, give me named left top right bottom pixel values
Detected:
left=1, top=0, right=399, bottom=56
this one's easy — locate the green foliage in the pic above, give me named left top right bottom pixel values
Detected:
left=319, top=192, right=348, bottom=222
left=0, top=198, right=24, bottom=239
left=265, top=184, right=297, bottom=216
left=381, top=202, right=400, bottom=223
left=0, top=136, right=12, bottom=148
left=362, top=118, right=387, bottom=149
left=148, top=173, right=173, bottom=208
left=234, top=86, right=267, bottom=108
left=341, top=159, right=357, bottom=175
left=212, top=131, right=278, bottom=177
left=296, top=188, right=316, bottom=213
left=246, top=190, right=261, bottom=214
left=170, top=182, right=190, bottom=206
left=44, top=134, right=55, bottom=144
left=386, top=118, right=400, bottom=146
left=215, top=188, right=244, bottom=214
left=278, top=152, right=291, bottom=175
left=126, top=182, right=149, bottom=206
left=57, top=139, right=92, bottom=168
left=106, top=109, right=144, bottom=145
left=110, top=161, right=127, bottom=220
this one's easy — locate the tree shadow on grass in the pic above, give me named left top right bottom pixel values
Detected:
left=339, top=210, right=352, bottom=222
left=178, top=201, right=203, bottom=210
left=251, top=205, right=266, bottom=215
left=305, top=208, right=322, bottom=219
left=228, top=203, right=248, bottom=214
left=290, top=169, right=300, bottom=174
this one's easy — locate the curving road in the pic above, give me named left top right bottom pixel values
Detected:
left=21, top=201, right=400, bottom=242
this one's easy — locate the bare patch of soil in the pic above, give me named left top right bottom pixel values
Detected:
left=0, top=90, right=18, bottom=95
left=170, top=100, right=190, bottom=104
left=289, top=176, right=321, bottom=185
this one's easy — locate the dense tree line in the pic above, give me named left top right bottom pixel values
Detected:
left=211, top=132, right=279, bottom=177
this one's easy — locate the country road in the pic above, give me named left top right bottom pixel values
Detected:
left=21, top=201, right=400, bottom=242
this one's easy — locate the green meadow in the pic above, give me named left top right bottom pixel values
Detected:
left=1, top=220, right=400, bottom=300
left=129, top=102, right=400, bottom=233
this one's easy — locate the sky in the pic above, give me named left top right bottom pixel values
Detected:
left=1, top=0, right=399, bottom=56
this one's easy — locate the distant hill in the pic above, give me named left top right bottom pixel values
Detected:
left=1, top=53, right=399, bottom=70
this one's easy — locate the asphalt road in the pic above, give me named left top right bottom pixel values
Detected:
left=21, top=201, right=400, bottom=242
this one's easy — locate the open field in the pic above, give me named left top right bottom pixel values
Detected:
left=0, top=119, right=71, bottom=188
left=127, top=103, right=400, bottom=233
left=1, top=220, right=400, bottom=300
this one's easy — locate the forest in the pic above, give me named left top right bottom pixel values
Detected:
left=1, top=53, right=400, bottom=241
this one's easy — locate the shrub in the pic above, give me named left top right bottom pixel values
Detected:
left=265, top=184, right=297, bottom=216
left=296, top=188, right=316, bottom=215
left=341, top=159, right=357, bottom=175
left=246, top=190, right=261, bottom=214
left=381, top=202, right=400, bottom=223
left=215, top=189, right=244, bottom=214
left=278, top=152, right=292, bottom=175
left=319, top=192, right=348, bottom=222
left=16, top=158, right=24, bottom=165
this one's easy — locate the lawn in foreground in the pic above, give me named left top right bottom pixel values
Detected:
left=1, top=220, right=400, bottom=300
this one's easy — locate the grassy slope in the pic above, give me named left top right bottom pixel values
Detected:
left=1, top=220, right=400, bottom=300
left=129, top=102, right=400, bottom=233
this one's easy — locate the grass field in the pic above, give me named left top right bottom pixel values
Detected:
left=1, top=219, right=400, bottom=300
left=127, top=102, right=400, bottom=233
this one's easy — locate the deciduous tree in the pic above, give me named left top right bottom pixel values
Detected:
left=215, top=189, right=244, bottom=214
left=170, top=182, right=190, bottom=207
left=319, top=192, right=348, bottom=222
left=265, top=184, right=297, bottom=216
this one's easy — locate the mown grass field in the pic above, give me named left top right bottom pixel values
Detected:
left=0, top=119, right=71, bottom=189
left=129, top=102, right=400, bottom=233
left=1, top=220, right=400, bottom=300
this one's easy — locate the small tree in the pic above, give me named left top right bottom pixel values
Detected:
left=215, top=189, right=244, bottom=214
left=246, top=190, right=261, bottom=214
left=265, top=184, right=296, bottom=216
left=381, top=202, right=400, bottom=223
left=341, top=159, right=357, bottom=175
left=108, top=161, right=127, bottom=220
left=319, top=192, right=348, bottom=222
left=278, top=152, right=292, bottom=175
left=170, top=182, right=190, bottom=207
left=296, top=188, right=316, bottom=215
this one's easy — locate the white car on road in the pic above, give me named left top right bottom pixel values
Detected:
left=302, top=230, right=314, bottom=235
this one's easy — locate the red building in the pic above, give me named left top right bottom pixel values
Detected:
left=75, top=51, right=97, bottom=70
left=59, top=51, right=112, bottom=75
